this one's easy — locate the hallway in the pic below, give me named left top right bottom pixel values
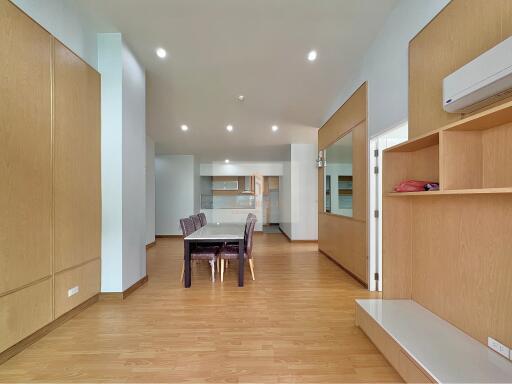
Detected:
left=0, top=234, right=400, bottom=383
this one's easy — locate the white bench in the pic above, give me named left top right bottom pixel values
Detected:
left=356, top=299, right=512, bottom=383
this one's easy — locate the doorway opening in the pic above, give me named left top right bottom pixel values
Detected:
left=369, top=122, right=408, bottom=291
left=262, top=176, right=280, bottom=233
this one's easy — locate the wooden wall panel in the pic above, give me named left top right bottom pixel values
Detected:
left=1, top=2, right=102, bottom=356
left=409, top=0, right=512, bottom=139
left=382, top=197, right=412, bottom=299
left=441, top=131, right=483, bottom=189
left=53, top=40, right=101, bottom=272
left=411, top=195, right=512, bottom=347
left=318, top=83, right=368, bottom=285
left=0, top=0, right=52, bottom=294
left=54, top=259, right=100, bottom=318
left=482, top=123, right=512, bottom=188
left=0, top=279, right=52, bottom=352
left=319, top=83, right=367, bottom=149
left=318, top=215, right=366, bottom=282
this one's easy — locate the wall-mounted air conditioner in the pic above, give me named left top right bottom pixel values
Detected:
left=443, top=36, right=512, bottom=113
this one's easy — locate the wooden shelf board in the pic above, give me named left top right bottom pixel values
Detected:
left=385, top=131, right=439, bottom=153
left=385, top=101, right=512, bottom=155
left=443, top=100, right=512, bottom=131
left=386, top=187, right=512, bottom=197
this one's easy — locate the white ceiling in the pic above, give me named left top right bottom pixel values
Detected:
left=76, top=0, right=397, bottom=161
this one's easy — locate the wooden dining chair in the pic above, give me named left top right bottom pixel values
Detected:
left=219, top=217, right=257, bottom=282
left=219, top=213, right=257, bottom=272
left=179, top=218, right=218, bottom=282
left=189, top=215, right=202, bottom=230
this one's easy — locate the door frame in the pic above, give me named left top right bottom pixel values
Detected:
left=368, top=121, right=408, bottom=291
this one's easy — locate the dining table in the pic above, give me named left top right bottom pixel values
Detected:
left=183, top=223, right=245, bottom=288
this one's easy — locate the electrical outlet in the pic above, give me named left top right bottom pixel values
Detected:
left=67, top=286, right=79, bottom=297
left=488, top=337, right=510, bottom=358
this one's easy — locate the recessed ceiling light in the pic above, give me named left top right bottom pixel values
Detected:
left=225, top=159, right=230, bottom=164
left=307, top=50, right=317, bottom=61
left=238, top=95, right=245, bottom=101
left=156, top=47, right=167, bottom=58
left=180, top=124, right=188, bottom=131
left=226, top=124, right=234, bottom=132
left=271, top=125, right=279, bottom=132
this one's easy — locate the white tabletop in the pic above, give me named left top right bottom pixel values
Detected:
left=356, top=299, right=512, bottom=383
left=184, top=223, right=245, bottom=240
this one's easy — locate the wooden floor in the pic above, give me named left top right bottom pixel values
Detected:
left=0, top=234, right=401, bottom=383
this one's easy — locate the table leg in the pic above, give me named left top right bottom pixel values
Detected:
left=238, top=238, right=244, bottom=287
left=184, top=240, right=191, bottom=288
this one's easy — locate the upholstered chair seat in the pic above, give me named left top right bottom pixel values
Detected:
left=219, top=245, right=250, bottom=260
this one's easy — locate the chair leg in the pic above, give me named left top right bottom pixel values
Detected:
left=180, top=261, right=184, bottom=282
left=221, top=259, right=225, bottom=282
left=209, top=260, right=215, bottom=282
left=225, top=260, right=229, bottom=269
left=216, top=257, right=220, bottom=273
left=249, top=259, right=255, bottom=281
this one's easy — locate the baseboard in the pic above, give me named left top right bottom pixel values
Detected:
left=155, top=234, right=182, bottom=238
left=123, top=275, right=148, bottom=299
left=0, top=294, right=99, bottom=365
left=318, top=249, right=367, bottom=288
left=100, top=275, right=148, bottom=301
left=99, top=292, right=124, bottom=301
left=145, top=241, right=156, bottom=249
left=278, top=227, right=318, bottom=243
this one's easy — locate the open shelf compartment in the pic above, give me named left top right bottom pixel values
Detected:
left=441, top=120, right=512, bottom=191
left=385, top=100, right=512, bottom=196
left=383, top=132, right=439, bottom=195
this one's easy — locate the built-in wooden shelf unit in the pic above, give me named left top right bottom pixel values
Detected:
left=384, top=100, right=512, bottom=196
left=382, top=99, right=512, bottom=351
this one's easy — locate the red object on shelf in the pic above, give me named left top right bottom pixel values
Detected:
left=394, top=180, right=435, bottom=192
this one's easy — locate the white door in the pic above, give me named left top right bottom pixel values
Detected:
left=369, top=122, right=408, bottom=291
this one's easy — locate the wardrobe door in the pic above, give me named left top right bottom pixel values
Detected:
left=53, top=39, right=101, bottom=312
left=0, top=1, right=53, bottom=351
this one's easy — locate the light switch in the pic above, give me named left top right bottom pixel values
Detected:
left=488, top=337, right=510, bottom=359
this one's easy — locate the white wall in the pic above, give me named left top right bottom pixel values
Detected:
left=193, top=158, right=201, bottom=214
left=146, top=137, right=156, bottom=245
left=279, top=155, right=292, bottom=238
left=200, top=162, right=283, bottom=176
left=98, top=34, right=147, bottom=292
left=290, top=144, right=318, bottom=240
left=122, top=42, right=147, bottom=290
left=279, top=144, right=318, bottom=241
left=98, top=33, right=123, bottom=292
left=324, top=0, right=450, bottom=138
left=156, top=155, right=195, bottom=235
left=11, top=0, right=98, bottom=69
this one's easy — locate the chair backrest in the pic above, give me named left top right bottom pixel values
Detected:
left=180, top=217, right=196, bottom=237
left=245, top=213, right=256, bottom=238
left=198, top=212, right=207, bottom=226
left=245, top=218, right=257, bottom=258
left=189, top=214, right=202, bottom=230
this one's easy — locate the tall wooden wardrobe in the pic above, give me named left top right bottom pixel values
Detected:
left=0, top=0, right=101, bottom=358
